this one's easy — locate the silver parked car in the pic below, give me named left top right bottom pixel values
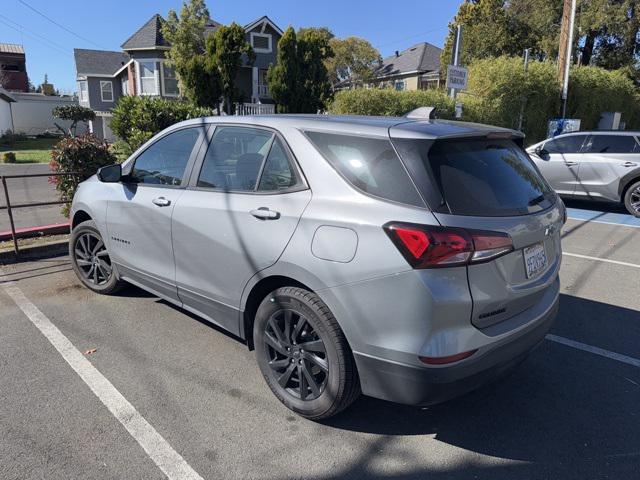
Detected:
left=70, top=115, right=563, bottom=419
left=527, top=131, right=640, bottom=216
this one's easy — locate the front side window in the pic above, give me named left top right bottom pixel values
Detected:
left=78, top=81, right=88, bottom=102
left=139, top=61, right=157, bottom=95
left=130, top=128, right=201, bottom=186
left=583, top=135, right=640, bottom=154
left=306, top=131, right=424, bottom=207
left=198, top=127, right=274, bottom=191
left=100, top=81, right=113, bottom=102
left=544, top=135, right=587, bottom=154
left=162, top=63, right=178, bottom=96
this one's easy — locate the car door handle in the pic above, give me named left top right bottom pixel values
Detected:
left=250, top=207, right=280, bottom=220
left=622, top=161, right=638, bottom=167
left=565, top=161, right=578, bottom=167
left=152, top=197, right=171, bottom=207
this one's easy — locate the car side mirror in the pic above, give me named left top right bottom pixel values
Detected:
left=97, top=163, right=122, bottom=183
left=535, top=146, right=549, bottom=158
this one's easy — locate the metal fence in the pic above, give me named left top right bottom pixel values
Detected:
left=1, top=172, right=78, bottom=256
left=235, top=103, right=276, bottom=115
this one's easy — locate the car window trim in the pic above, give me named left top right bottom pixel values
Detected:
left=187, top=122, right=310, bottom=195
left=584, top=134, right=639, bottom=155
left=125, top=125, right=207, bottom=189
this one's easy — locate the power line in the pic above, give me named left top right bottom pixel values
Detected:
left=17, top=0, right=107, bottom=50
left=0, top=16, right=72, bottom=58
left=0, top=13, right=71, bottom=54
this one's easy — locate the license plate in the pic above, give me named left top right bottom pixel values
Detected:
left=523, top=243, right=547, bottom=279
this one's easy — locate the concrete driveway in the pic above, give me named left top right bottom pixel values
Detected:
left=1, top=210, right=639, bottom=479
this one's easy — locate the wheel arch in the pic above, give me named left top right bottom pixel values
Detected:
left=618, top=170, right=640, bottom=200
left=72, top=209, right=93, bottom=229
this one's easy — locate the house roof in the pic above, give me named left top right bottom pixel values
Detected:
left=74, top=49, right=130, bottom=76
left=121, top=14, right=169, bottom=50
left=376, top=42, right=442, bottom=78
left=244, top=16, right=283, bottom=35
left=0, top=43, right=25, bottom=55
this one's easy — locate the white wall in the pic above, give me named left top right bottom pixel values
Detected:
left=9, top=93, right=88, bottom=135
left=0, top=98, right=12, bottom=134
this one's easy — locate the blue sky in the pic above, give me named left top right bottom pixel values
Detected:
left=1, top=0, right=460, bottom=93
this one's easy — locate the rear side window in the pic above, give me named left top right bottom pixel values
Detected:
left=583, top=135, right=640, bottom=154
left=305, top=131, right=424, bottom=207
left=544, top=135, right=587, bottom=154
left=398, top=138, right=554, bottom=217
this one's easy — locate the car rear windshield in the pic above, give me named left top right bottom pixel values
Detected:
left=305, top=131, right=425, bottom=207
left=393, top=138, right=555, bottom=217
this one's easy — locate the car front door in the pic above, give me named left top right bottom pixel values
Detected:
left=531, top=134, right=588, bottom=196
left=574, top=134, right=640, bottom=201
left=106, top=126, right=205, bottom=302
left=172, top=125, right=311, bottom=335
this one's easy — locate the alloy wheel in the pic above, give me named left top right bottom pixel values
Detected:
left=630, top=186, right=640, bottom=213
left=263, top=308, right=328, bottom=401
left=74, top=233, right=112, bottom=286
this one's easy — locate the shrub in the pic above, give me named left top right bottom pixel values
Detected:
left=110, top=96, right=213, bottom=157
left=49, top=134, right=116, bottom=217
left=52, top=105, right=96, bottom=137
left=2, top=152, right=17, bottom=163
left=329, top=88, right=456, bottom=118
left=0, top=131, right=27, bottom=148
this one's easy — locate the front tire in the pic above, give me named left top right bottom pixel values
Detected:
left=623, top=180, right=640, bottom=217
left=253, top=287, right=360, bottom=420
left=69, top=220, right=124, bottom=295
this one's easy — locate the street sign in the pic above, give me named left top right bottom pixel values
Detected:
left=446, top=65, right=468, bottom=91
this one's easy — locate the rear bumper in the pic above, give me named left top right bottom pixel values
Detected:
left=353, top=293, right=558, bottom=406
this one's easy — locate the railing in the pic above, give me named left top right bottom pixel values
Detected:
left=1, top=172, right=78, bottom=256
left=257, top=84, right=269, bottom=97
left=234, top=103, right=275, bottom=116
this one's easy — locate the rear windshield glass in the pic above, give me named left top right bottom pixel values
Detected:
left=305, top=131, right=424, bottom=207
left=395, top=138, right=555, bottom=217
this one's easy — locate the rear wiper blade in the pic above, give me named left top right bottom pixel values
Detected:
left=528, top=194, right=545, bottom=206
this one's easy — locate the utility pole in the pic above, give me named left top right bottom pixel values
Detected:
left=449, top=24, right=462, bottom=99
left=558, top=0, right=577, bottom=118
left=517, top=48, right=530, bottom=132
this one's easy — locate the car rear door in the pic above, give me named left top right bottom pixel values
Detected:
left=391, top=134, right=563, bottom=331
left=106, top=126, right=206, bottom=302
left=171, top=125, right=311, bottom=336
left=574, top=134, right=640, bottom=201
left=531, top=134, right=588, bottom=196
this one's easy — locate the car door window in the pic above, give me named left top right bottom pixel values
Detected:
left=544, top=135, right=587, bottom=154
left=130, top=128, right=201, bottom=186
left=257, top=138, right=302, bottom=191
left=583, top=135, right=640, bottom=154
left=197, top=126, right=274, bottom=191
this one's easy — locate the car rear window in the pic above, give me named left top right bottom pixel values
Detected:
left=305, top=131, right=424, bottom=207
left=393, top=138, right=555, bottom=217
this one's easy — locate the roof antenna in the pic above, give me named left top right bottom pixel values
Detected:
left=404, top=106, right=436, bottom=120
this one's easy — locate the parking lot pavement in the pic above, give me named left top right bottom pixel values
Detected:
left=1, top=215, right=639, bottom=479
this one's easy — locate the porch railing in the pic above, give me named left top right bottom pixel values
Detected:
left=234, top=103, right=276, bottom=115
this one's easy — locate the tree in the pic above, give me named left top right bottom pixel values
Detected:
left=162, top=0, right=221, bottom=108
left=52, top=105, right=96, bottom=137
left=210, top=23, right=255, bottom=113
left=325, top=36, right=381, bottom=86
left=297, top=28, right=334, bottom=112
left=38, top=73, right=56, bottom=95
left=267, top=27, right=300, bottom=112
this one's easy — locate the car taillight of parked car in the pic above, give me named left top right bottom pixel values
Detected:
left=383, top=222, right=514, bottom=269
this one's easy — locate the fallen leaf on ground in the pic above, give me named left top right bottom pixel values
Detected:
left=84, top=348, right=97, bottom=355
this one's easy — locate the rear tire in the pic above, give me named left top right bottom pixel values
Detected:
left=69, top=220, right=125, bottom=295
left=253, top=287, right=360, bottom=420
left=623, top=180, right=640, bottom=217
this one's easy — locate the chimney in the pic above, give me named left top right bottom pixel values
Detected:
left=395, top=50, right=399, bottom=57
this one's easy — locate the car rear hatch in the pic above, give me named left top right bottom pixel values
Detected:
left=390, top=123, right=563, bottom=330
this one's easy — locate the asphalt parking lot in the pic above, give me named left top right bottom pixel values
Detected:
left=1, top=205, right=639, bottom=480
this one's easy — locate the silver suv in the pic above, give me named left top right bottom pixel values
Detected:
left=527, top=131, right=640, bottom=216
left=70, top=115, right=563, bottom=419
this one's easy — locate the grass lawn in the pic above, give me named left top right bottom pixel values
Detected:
left=0, top=137, right=58, bottom=164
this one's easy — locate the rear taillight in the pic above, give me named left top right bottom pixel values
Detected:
left=384, top=222, right=513, bottom=269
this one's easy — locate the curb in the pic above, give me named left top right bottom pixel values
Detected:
left=0, top=223, right=70, bottom=242
left=0, top=240, right=69, bottom=265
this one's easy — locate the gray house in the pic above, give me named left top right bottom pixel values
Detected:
left=371, top=42, right=442, bottom=91
left=74, top=14, right=283, bottom=140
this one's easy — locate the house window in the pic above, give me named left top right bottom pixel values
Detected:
left=162, top=63, right=179, bottom=96
left=78, top=81, right=88, bottom=102
left=121, top=76, right=129, bottom=96
left=139, top=61, right=157, bottom=95
left=395, top=80, right=405, bottom=91
left=100, top=81, right=114, bottom=102
left=250, top=33, right=272, bottom=53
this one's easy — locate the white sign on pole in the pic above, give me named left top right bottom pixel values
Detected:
left=446, top=65, right=468, bottom=91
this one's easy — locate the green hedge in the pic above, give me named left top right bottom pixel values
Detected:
left=328, top=57, right=640, bottom=145
left=111, top=96, right=213, bottom=157
left=329, top=88, right=456, bottom=118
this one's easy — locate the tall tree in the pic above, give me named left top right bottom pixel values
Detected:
left=267, top=27, right=300, bottom=112
left=210, top=23, right=255, bottom=113
left=297, top=28, right=334, bottom=112
left=325, top=36, right=381, bottom=86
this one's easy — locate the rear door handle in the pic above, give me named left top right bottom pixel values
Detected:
left=622, top=161, right=638, bottom=167
left=250, top=207, right=280, bottom=220
left=152, top=196, right=171, bottom=207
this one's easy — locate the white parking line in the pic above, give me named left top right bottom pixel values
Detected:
left=563, top=252, right=640, bottom=269
left=546, top=334, right=640, bottom=368
left=2, top=281, right=204, bottom=480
